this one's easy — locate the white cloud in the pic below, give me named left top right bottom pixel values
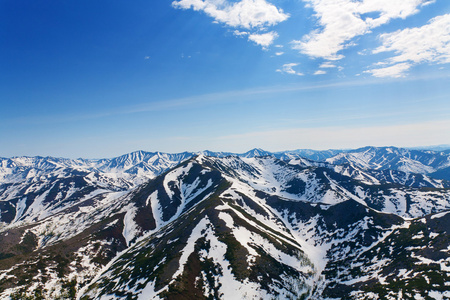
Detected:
left=314, top=70, right=327, bottom=75
left=292, top=0, right=432, bottom=60
left=275, top=51, right=284, bottom=56
left=365, top=62, right=411, bottom=77
left=367, top=13, right=450, bottom=77
left=319, top=62, right=336, bottom=68
left=276, top=63, right=304, bottom=75
left=248, top=31, right=278, bottom=47
left=375, top=14, right=450, bottom=65
left=233, top=30, right=249, bottom=36
left=172, top=0, right=289, bottom=29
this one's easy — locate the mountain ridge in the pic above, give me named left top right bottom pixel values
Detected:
left=0, top=148, right=449, bottom=299
left=2, top=145, right=450, bottom=180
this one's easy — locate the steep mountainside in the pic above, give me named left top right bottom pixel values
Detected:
left=0, top=149, right=449, bottom=299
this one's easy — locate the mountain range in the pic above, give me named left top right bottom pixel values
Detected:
left=0, top=146, right=449, bottom=299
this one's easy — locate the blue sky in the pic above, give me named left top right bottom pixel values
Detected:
left=1, top=0, right=450, bottom=158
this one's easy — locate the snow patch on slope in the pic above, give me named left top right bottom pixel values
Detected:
left=122, top=204, right=139, bottom=246
left=170, top=216, right=270, bottom=299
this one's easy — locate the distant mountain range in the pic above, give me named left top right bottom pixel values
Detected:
left=0, top=146, right=449, bottom=299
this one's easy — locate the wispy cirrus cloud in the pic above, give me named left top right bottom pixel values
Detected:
left=292, top=0, right=434, bottom=61
left=319, top=62, right=337, bottom=68
left=366, top=13, right=450, bottom=77
left=366, top=62, right=411, bottom=78
left=276, top=63, right=304, bottom=75
left=172, top=0, right=288, bottom=47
